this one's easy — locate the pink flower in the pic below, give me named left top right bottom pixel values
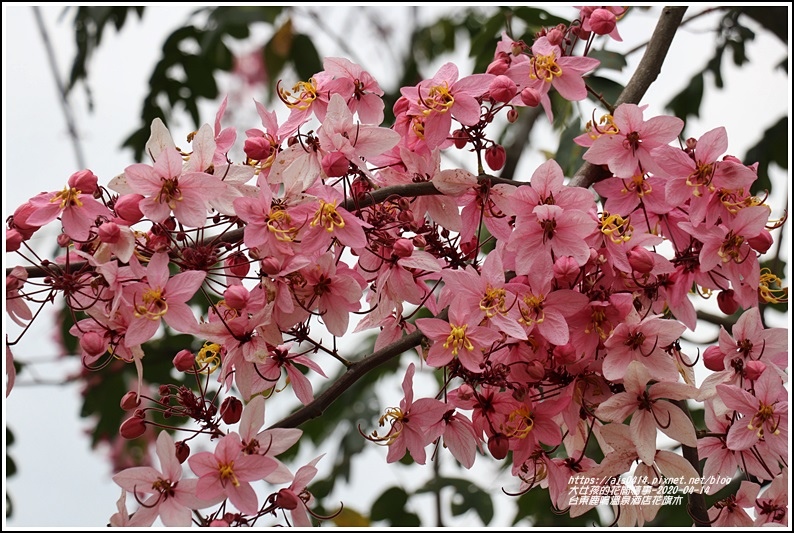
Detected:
left=417, top=306, right=502, bottom=372
left=369, top=363, right=449, bottom=464
left=113, top=431, right=219, bottom=526
left=753, top=469, right=788, bottom=526
left=583, top=103, right=683, bottom=177
left=188, top=432, right=278, bottom=516
left=322, top=57, right=385, bottom=124
left=595, top=361, right=698, bottom=465
left=27, top=170, right=111, bottom=241
left=273, top=455, right=324, bottom=527
left=123, top=252, right=206, bottom=347
left=400, top=62, right=494, bottom=149
left=124, top=147, right=225, bottom=227
left=708, top=480, right=760, bottom=527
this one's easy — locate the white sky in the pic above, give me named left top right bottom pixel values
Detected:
left=2, top=3, right=791, bottom=528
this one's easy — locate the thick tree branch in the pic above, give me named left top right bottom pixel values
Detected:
left=269, top=309, right=447, bottom=429
left=570, top=6, right=687, bottom=189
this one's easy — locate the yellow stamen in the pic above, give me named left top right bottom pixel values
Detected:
left=134, top=287, right=168, bottom=320
left=267, top=208, right=298, bottom=242
left=480, top=286, right=507, bottom=318
left=503, top=405, right=535, bottom=439
left=529, top=53, right=563, bottom=82
left=279, top=79, right=318, bottom=111
left=758, top=269, right=787, bottom=304
left=519, top=294, right=546, bottom=326
left=52, top=187, right=83, bottom=208
left=196, top=342, right=222, bottom=374
left=443, top=324, right=474, bottom=356
left=600, top=212, right=633, bottom=244
left=311, top=200, right=346, bottom=233
left=420, top=81, right=455, bottom=115
left=218, top=462, right=240, bottom=487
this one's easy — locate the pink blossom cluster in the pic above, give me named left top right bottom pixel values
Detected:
left=5, top=7, right=788, bottom=527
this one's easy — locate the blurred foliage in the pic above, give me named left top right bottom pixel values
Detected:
left=49, top=5, right=791, bottom=527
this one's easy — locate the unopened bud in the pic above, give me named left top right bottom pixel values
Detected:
left=173, top=349, right=196, bottom=372
left=220, top=397, right=243, bottom=425
left=717, top=289, right=740, bottom=316
left=68, top=169, right=99, bottom=195
left=487, top=433, right=509, bottom=460
left=6, top=229, right=23, bottom=252
left=120, top=413, right=147, bottom=439
left=260, top=257, right=281, bottom=276
left=224, top=285, right=250, bottom=310
left=702, top=346, right=725, bottom=372
left=98, top=222, right=121, bottom=244
left=520, top=87, right=542, bottom=107
left=485, top=144, right=506, bottom=171
left=57, top=233, right=72, bottom=248
left=321, top=151, right=350, bottom=178
left=175, top=440, right=190, bottom=464
left=743, top=360, right=766, bottom=381
left=507, top=108, right=519, bottom=123
left=747, top=230, right=773, bottom=254
left=553, top=256, right=580, bottom=284
left=489, top=75, right=517, bottom=104
left=275, top=489, right=301, bottom=510
left=120, top=391, right=141, bottom=411
left=393, top=238, right=414, bottom=258
left=525, top=360, right=546, bottom=381
left=546, top=28, right=565, bottom=46
left=485, top=57, right=510, bottom=76
left=225, top=251, right=250, bottom=278
left=589, top=8, right=617, bottom=36
left=244, top=136, right=273, bottom=161
left=80, top=331, right=107, bottom=358
left=114, top=194, right=144, bottom=224
left=452, top=129, right=468, bottom=149
left=628, top=247, right=655, bottom=274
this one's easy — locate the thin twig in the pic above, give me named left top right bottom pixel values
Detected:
left=674, top=400, right=710, bottom=527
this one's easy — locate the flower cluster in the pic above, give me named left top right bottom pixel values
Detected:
left=5, top=6, right=788, bottom=527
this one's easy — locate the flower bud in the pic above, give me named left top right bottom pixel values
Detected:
left=412, top=235, right=426, bottom=248
left=225, top=251, right=250, bottom=278
left=120, top=391, right=141, bottom=411
left=485, top=57, right=510, bottom=76
left=717, top=289, right=740, bottom=316
left=321, top=151, right=350, bottom=178
left=747, top=229, right=773, bottom=254
left=80, top=331, right=106, bottom=358
left=743, top=360, right=766, bottom=381
left=68, top=169, right=99, bottom=195
left=589, top=8, right=617, bottom=36
left=525, top=360, right=546, bottom=381
left=260, top=257, right=282, bottom=276
left=702, top=345, right=725, bottom=372
left=489, top=75, right=517, bottom=104
left=487, top=433, right=509, bottom=460
left=6, top=229, right=23, bottom=252
left=244, top=136, right=273, bottom=161
left=393, top=238, right=414, bottom=258
left=546, top=28, right=565, bottom=46
left=553, top=256, right=580, bottom=284
left=628, top=247, right=655, bottom=274
left=224, top=285, right=250, bottom=310
left=57, top=233, right=72, bottom=248
left=114, top=194, right=144, bottom=224
left=485, top=144, right=506, bottom=171
left=275, top=489, right=301, bottom=510
left=98, top=222, right=121, bottom=244
left=173, top=349, right=196, bottom=372
left=520, top=87, right=541, bottom=107
left=506, top=108, right=519, bottom=123
left=120, top=413, right=147, bottom=440
left=452, top=129, right=468, bottom=149
left=175, top=440, right=190, bottom=464
left=220, top=397, right=243, bottom=425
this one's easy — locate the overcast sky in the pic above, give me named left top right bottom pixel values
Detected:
left=3, top=4, right=791, bottom=528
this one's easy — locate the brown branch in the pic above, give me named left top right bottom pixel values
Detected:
left=570, top=6, right=688, bottom=189
left=268, top=309, right=447, bottom=429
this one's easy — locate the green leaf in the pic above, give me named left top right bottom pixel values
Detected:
left=588, top=49, right=627, bottom=72
left=183, top=55, right=219, bottom=99
left=416, top=477, right=494, bottom=525
left=290, top=33, right=323, bottom=81
left=666, top=72, right=704, bottom=125
left=513, top=488, right=601, bottom=526
left=585, top=75, right=625, bottom=109
left=370, top=486, right=420, bottom=526
left=745, top=116, right=788, bottom=195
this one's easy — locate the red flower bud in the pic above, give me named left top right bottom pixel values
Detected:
left=175, top=440, right=190, bottom=464
left=120, top=391, right=141, bottom=411
left=589, top=8, right=617, bottom=36
left=98, top=222, right=121, bottom=244
left=321, top=151, right=350, bottom=178
left=393, top=238, right=414, bottom=258
left=260, top=257, right=281, bottom=276
left=717, top=290, right=740, bottom=316
left=68, top=169, right=99, bottom=195
left=546, top=28, right=565, bottom=46
left=744, top=360, right=766, bottom=381
left=114, top=194, right=144, bottom=224
left=628, top=247, right=655, bottom=274
left=173, top=349, right=196, bottom=373
left=506, top=108, right=519, bottom=123
left=487, top=433, right=509, bottom=460
left=485, top=144, right=506, bottom=171
left=452, top=129, right=468, bottom=149
left=703, top=345, right=725, bottom=372
left=224, top=285, right=250, bottom=310
left=747, top=229, right=773, bottom=254
left=220, top=397, right=243, bottom=425
left=243, top=136, right=273, bottom=161
left=225, top=251, right=250, bottom=278
left=120, top=413, right=147, bottom=439
left=276, top=489, right=301, bottom=510
left=79, top=331, right=106, bottom=358
left=6, top=229, right=23, bottom=252
left=553, top=256, right=580, bottom=284
left=520, top=87, right=541, bottom=107
left=488, top=75, right=517, bottom=104
left=485, top=57, right=510, bottom=76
